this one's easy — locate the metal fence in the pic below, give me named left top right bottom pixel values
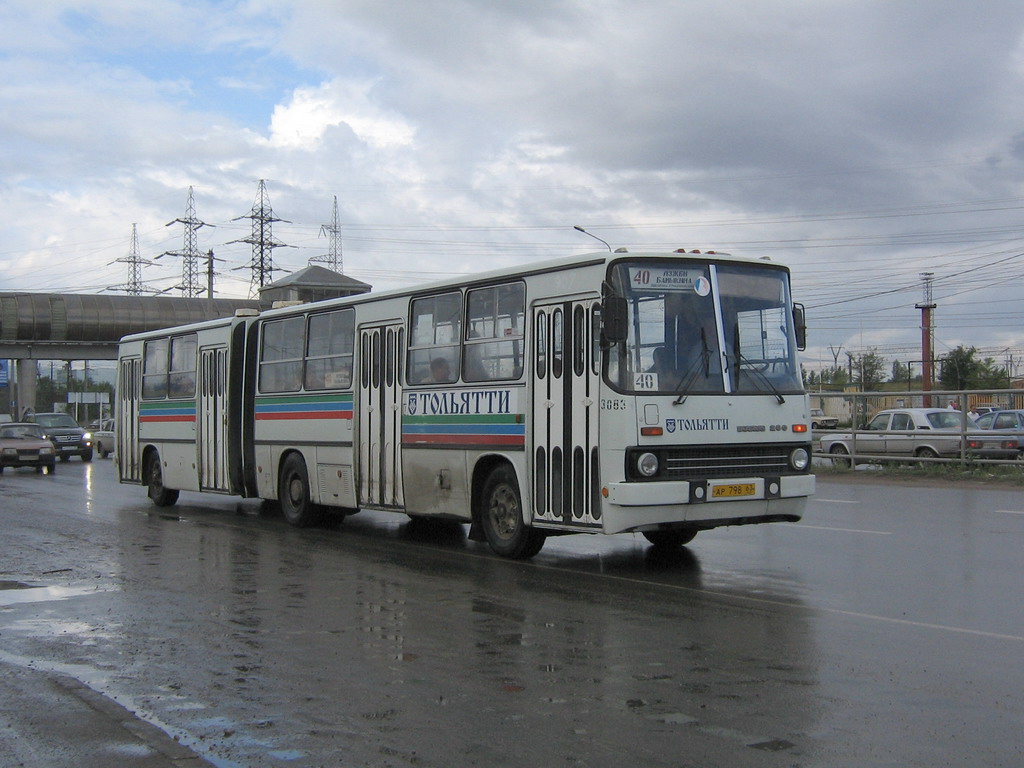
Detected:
left=809, top=387, right=1024, bottom=467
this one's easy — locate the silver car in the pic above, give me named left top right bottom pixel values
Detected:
left=966, top=410, right=1024, bottom=461
left=820, top=408, right=965, bottom=466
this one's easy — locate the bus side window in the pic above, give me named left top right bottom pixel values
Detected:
left=168, top=334, right=198, bottom=398
left=259, top=317, right=305, bottom=393
left=143, top=338, right=169, bottom=399
left=465, top=282, right=525, bottom=382
left=305, top=309, right=354, bottom=390
left=408, top=292, right=462, bottom=384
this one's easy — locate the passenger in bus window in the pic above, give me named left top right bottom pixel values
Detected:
left=423, top=357, right=452, bottom=384
left=647, top=346, right=679, bottom=389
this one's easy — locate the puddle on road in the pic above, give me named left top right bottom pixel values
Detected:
left=0, top=582, right=110, bottom=607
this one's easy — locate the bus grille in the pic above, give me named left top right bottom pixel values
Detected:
left=659, top=444, right=799, bottom=479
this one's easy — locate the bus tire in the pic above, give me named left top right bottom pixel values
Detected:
left=480, top=465, right=546, bottom=559
left=279, top=453, right=323, bottom=527
left=642, top=528, right=698, bottom=548
left=146, top=452, right=179, bottom=507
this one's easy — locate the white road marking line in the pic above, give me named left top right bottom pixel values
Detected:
left=814, top=498, right=860, bottom=504
left=789, top=524, right=892, bottom=535
left=996, top=509, right=1024, bottom=515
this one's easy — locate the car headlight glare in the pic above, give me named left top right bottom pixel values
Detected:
left=789, top=447, right=810, bottom=471
left=637, top=452, right=659, bottom=477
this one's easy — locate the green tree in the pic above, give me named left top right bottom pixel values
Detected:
left=939, top=346, right=1007, bottom=389
left=854, top=349, right=886, bottom=390
left=891, top=360, right=911, bottom=384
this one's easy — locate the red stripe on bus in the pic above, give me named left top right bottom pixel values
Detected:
left=139, top=415, right=196, bottom=423
left=403, top=434, right=524, bottom=446
left=255, top=412, right=353, bottom=420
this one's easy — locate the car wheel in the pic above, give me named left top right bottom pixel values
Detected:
left=279, top=453, right=323, bottom=527
left=812, top=421, right=821, bottom=430
left=915, top=446, right=939, bottom=465
left=829, top=444, right=852, bottom=468
left=643, top=528, right=698, bottom=548
left=81, top=450, right=93, bottom=462
left=479, top=465, right=546, bottom=559
left=146, top=453, right=179, bottom=507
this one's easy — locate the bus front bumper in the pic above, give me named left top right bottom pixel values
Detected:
left=602, top=474, right=815, bottom=534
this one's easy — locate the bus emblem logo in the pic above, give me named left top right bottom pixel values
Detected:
left=666, top=419, right=676, bottom=433
left=407, top=394, right=418, bottom=415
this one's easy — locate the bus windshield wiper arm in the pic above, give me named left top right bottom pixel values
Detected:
left=733, top=352, right=786, bottom=404
left=673, top=329, right=712, bottom=406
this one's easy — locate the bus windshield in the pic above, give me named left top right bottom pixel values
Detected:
left=606, top=260, right=803, bottom=396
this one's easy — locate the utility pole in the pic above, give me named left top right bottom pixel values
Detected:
left=107, top=224, right=157, bottom=295
left=916, top=272, right=936, bottom=407
left=309, top=195, right=343, bottom=272
left=160, top=187, right=212, bottom=297
left=230, top=179, right=292, bottom=296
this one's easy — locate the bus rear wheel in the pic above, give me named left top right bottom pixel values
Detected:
left=279, top=454, right=323, bottom=527
left=480, top=466, right=546, bottom=559
left=146, top=452, right=179, bottom=507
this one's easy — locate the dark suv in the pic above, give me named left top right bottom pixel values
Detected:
left=28, top=413, right=93, bottom=462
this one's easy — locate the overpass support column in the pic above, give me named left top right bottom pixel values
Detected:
left=16, top=359, right=38, bottom=418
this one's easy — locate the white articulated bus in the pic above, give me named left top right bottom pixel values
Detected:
left=117, top=249, right=814, bottom=558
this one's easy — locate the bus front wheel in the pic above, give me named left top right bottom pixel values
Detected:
left=642, top=528, right=698, bottom=548
left=146, top=453, right=179, bottom=507
left=279, top=454, right=323, bottom=527
left=480, top=466, right=546, bottom=559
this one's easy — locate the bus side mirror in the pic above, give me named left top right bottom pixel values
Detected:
left=602, top=296, right=628, bottom=344
left=792, top=303, right=806, bottom=351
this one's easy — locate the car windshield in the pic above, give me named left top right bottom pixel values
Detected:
left=33, top=414, right=79, bottom=428
left=927, top=411, right=963, bottom=429
left=1, top=425, right=45, bottom=439
left=605, top=260, right=803, bottom=396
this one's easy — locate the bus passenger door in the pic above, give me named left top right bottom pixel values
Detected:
left=531, top=298, right=601, bottom=527
left=357, top=323, right=405, bottom=509
left=197, top=346, right=229, bottom=491
left=117, top=356, right=142, bottom=483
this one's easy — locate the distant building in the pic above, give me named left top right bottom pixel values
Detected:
left=259, top=265, right=371, bottom=305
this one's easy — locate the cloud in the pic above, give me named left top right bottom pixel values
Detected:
left=3, top=0, right=1024, bottom=365
left=266, top=80, right=415, bottom=151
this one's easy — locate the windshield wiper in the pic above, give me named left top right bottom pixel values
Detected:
left=673, top=328, right=713, bottom=406
left=731, top=352, right=786, bottom=404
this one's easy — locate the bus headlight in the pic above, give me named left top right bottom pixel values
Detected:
left=637, top=452, right=659, bottom=477
left=789, top=447, right=810, bottom=471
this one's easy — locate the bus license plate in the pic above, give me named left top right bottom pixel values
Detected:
left=711, top=483, right=756, bottom=498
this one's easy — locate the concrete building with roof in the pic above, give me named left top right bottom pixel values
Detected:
left=259, top=265, right=371, bottom=305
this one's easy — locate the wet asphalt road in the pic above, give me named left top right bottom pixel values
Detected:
left=1, top=460, right=1022, bottom=768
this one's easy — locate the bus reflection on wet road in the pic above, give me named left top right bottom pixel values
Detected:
left=1, top=462, right=1022, bottom=767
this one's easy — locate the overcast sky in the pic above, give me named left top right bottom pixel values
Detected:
left=3, top=0, right=1024, bottom=374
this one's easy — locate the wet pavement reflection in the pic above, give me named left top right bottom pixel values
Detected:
left=1, top=463, right=1022, bottom=766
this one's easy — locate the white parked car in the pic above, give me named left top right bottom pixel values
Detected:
left=92, top=418, right=115, bottom=459
left=810, top=408, right=838, bottom=430
left=820, top=408, right=965, bottom=466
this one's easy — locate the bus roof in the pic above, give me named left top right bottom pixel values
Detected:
left=119, top=248, right=789, bottom=341
left=252, top=249, right=789, bottom=320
